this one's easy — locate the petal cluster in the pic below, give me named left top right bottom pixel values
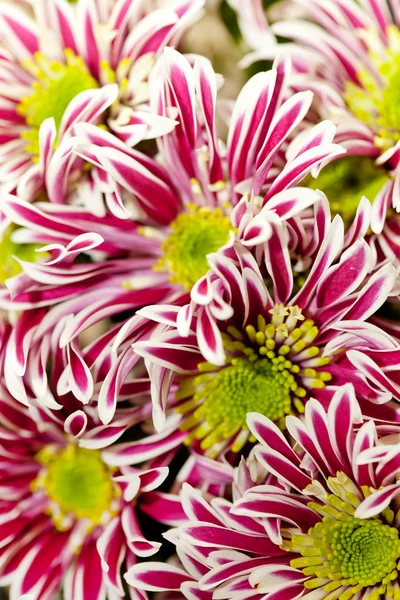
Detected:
left=237, top=0, right=400, bottom=263
left=128, top=387, right=400, bottom=599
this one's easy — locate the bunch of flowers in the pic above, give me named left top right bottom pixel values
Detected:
left=1, top=0, right=400, bottom=599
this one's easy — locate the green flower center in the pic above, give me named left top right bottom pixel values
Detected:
left=344, top=25, right=400, bottom=151
left=287, top=474, right=400, bottom=598
left=37, top=445, right=116, bottom=527
left=197, top=355, right=294, bottom=432
left=18, top=51, right=98, bottom=156
left=305, top=155, right=390, bottom=224
left=157, top=206, right=233, bottom=290
left=296, top=516, right=400, bottom=593
left=328, top=519, right=399, bottom=586
left=177, top=305, right=331, bottom=456
left=0, top=225, right=47, bottom=283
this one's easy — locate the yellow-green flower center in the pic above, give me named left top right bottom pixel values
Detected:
left=287, top=474, right=400, bottom=599
left=295, top=516, right=400, bottom=594
left=157, top=206, right=233, bottom=290
left=0, top=225, right=46, bottom=283
left=344, top=25, right=400, bottom=151
left=195, top=355, right=294, bottom=431
left=36, top=445, right=116, bottom=527
left=18, top=51, right=98, bottom=156
left=177, top=305, right=331, bottom=456
left=306, top=155, right=390, bottom=224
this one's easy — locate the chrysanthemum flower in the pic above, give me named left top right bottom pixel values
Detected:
left=0, top=375, right=182, bottom=600
left=127, top=385, right=400, bottom=600
left=0, top=0, right=203, bottom=190
left=69, top=48, right=341, bottom=289
left=133, top=199, right=398, bottom=456
left=236, top=0, right=400, bottom=262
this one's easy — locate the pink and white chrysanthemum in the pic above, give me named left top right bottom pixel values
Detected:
left=0, top=0, right=203, bottom=190
left=235, top=0, right=400, bottom=262
left=0, top=377, right=183, bottom=600
left=132, top=198, right=399, bottom=455
left=127, top=385, right=400, bottom=600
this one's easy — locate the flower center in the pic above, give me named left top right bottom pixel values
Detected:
left=344, top=26, right=400, bottom=150
left=18, top=51, right=98, bottom=156
left=157, top=205, right=233, bottom=290
left=287, top=475, right=400, bottom=598
left=196, top=356, right=294, bottom=433
left=36, top=445, right=116, bottom=527
left=306, top=155, right=390, bottom=224
left=296, top=517, right=400, bottom=593
left=0, top=225, right=46, bottom=283
left=177, top=305, right=331, bottom=455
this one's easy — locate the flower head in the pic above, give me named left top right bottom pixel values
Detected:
left=0, top=382, right=175, bottom=600
left=133, top=199, right=399, bottom=455
left=0, top=0, right=203, bottom=190
left=126, top=385, right=400, bottom=600
left=69, top=48, right=341, bottom=288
